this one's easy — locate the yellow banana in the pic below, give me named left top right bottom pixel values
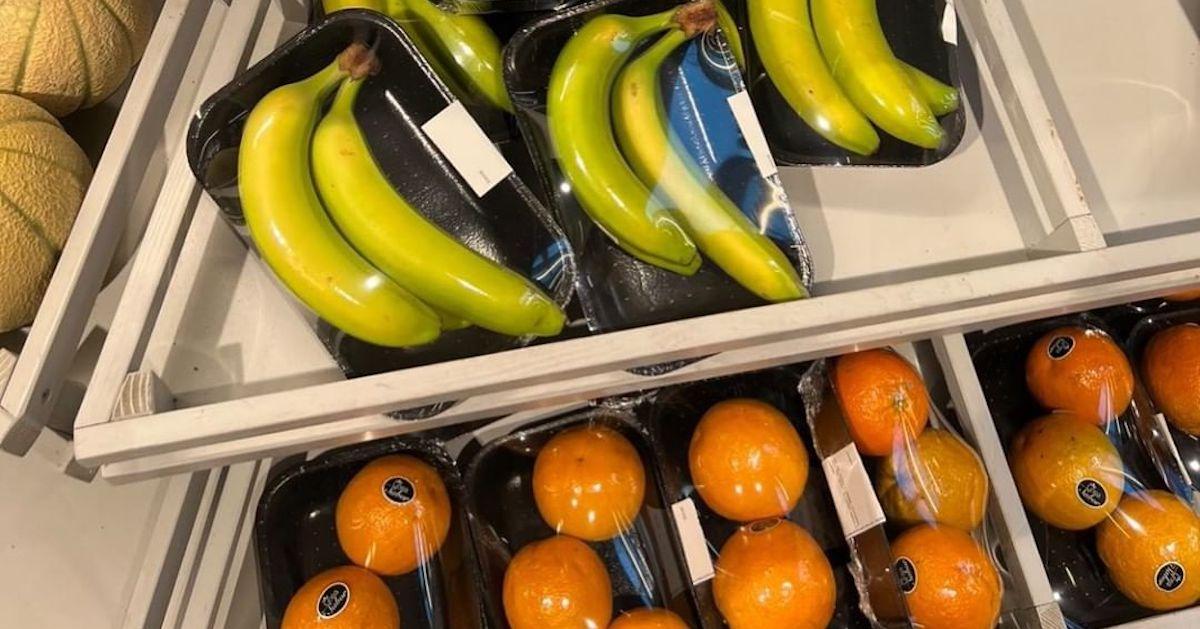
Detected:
left=547, top=6, right=707, bottom=275
left=312, top=78, right=566, bottom=337
left=747, top=0, right=878, bottom=155
left=812, top=0, right=945, bottom=149
left=613, top=29, right=805, bottom=302
left=320, top=0, right=510, bottom=112
left=901, top=61, right=960, bottom=117
left=238, top=45, right=441, bottom=347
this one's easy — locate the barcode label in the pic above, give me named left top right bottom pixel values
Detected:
left=727, top=90, right=779, bottom=179
left=942, top=2, right=958, bottom=46
left=671, top=498, right=715, bottom=585
left=421, top=101, right=513, bottom=197
left=822, top=443, right=887, bottom=540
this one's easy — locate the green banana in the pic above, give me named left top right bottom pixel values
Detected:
left=547, top=7, right=706, bottom=275
left=312, top=78, right=565, bottom=337
left=323, top=0, right=385, bottom=10
left=811, top=0, right=945, bottom=149
left=613, top=29, right=805, bottom=303
left=747, top=0, right=879, bottom=155
left=901, top=61, right=960, bottom=117
left=238, top=45, right=441, bottom=347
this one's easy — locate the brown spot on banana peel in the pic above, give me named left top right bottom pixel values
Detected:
left=338, top=43, right=381, bottom=79
left=675, top=1, right=717, bottom=37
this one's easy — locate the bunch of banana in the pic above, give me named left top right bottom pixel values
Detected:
left=612, top=28, right=805, bottom=301
left=747, top=0, right=960, bottom=154
left=546, top=1, right=804, bottom=302
left=239, top=43, right=564, bottom=346
left=323, top=0, right=511, bottom=112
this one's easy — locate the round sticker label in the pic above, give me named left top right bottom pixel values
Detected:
left=1047, top=335, right=1075, bottom=360
left=1156, top=562, right=1186, bottom=593
left=382, top=476, right=416, bottom=505
left=1076, top=478, right=1108, bottom=508
left=895, top=557, right=917, bottom=594
left=317, top=582, right=350, bottom=619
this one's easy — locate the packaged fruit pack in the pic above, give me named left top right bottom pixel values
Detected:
left=186, top=10, right=576, bottom=387
left=458, top=408, right=703, bottom=627
left=642, top=364, right=886, bottom=628
left=969, top=314, right=1200, bottom=626
left=801, top=347, right=1030, bottom=629
left=505, top=0, right=814, bottom=332
left=255, top=437, right=485, bottom=628
left=722, top=0, right=966, bottom=166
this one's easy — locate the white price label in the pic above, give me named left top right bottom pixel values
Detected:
left=822, top=443, right=887, bottom=540
left=727, top=90, right=779, bottom=179
left=941, top=2, right=958, bottom=46
left=671, top=498, right=715, bottom=585
left=421, top=101, right=513, bottom=197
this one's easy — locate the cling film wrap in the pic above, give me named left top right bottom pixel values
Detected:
left=722, top=0, right=966, bottom=167
left=803, top=348, right=1039, bottom=629
left=457, top=408, right=704, bottom=627
left=970, top=314, right=1200, bottom=626
left=254, top=437, right=487, bottom=628
left=505, top=0, right=813, bottom=333
left=185, top=10, right=576, bottom=407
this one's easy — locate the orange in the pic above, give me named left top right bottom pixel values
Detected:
left=503, top=535, right=613, bottom=629
left=533, top=424, right=646, bottom=541
left=891, top=525, right=1002, bottom=629
left=876, top=429, right=989, bottom=531
left=1143, top=323, right=1200, bottom=435
left=336, top=455, right=452, bottom=576
left=1009, top=413, right=1125, bottom=530
left=713, top=519, right=836, bottom=629
left=1097, top=490, right=1200, bottom=611
left=281, top=565, right=399, bottom=629
left=1025, top=326, right=1134, bottom=425
left=688, top=399, right=809, bottom=522
left=1165, top=289, right=1200, bottom=302
left=833, top=348, right=930, bottom=457
left=608, top=607, right=689, bottom=629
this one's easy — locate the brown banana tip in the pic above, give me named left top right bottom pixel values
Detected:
left=339, top=42, right=381, bottom=80
left=674, top=0, right=718, bottom=38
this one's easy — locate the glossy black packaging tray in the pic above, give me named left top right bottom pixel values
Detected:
left=642, top=364, right=875, bottom=628
left=967, top=314, right=1168, bottom=628
left=254, top=437, right=485, bottom=628
left=459, top=408, right=703, bottom=626
left=504, top=0, right=813, bottom=333
left=186, top=10, right=576, bottom=392
left=726, top=0, right=967, bottom=166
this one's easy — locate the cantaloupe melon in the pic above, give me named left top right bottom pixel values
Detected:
left=0, top=0, right=155, bottom=116
left=0, top=94, right=92, bottom=332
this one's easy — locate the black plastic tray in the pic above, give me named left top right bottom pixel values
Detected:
left=504, top=0, right=813, bottom=333
left=459, top=408, right=703, bottom=626
left=254, top=437, right=485, bottom=629
left=967, top=314, right=1166, bottom=628
left=186, top=10, right=575, bottom=389
left=727, top=0, right=967, bottom=166
left=642, top=365, right=873, bottom=628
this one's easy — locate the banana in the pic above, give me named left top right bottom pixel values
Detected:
left=747, top=0, right=879, bottom=155
left=547, top=6, right=705, bottom=275
left=613, top=29, right=806, bottom=302
left=811, top=0, right=945, bottom=149
left=312, top=78, right=566, bottom=337
left=238, top=45, right=441, bottom=347
left=901, top=61, right=960, bottom=117
left=322, top=0, right=511, bottom=112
